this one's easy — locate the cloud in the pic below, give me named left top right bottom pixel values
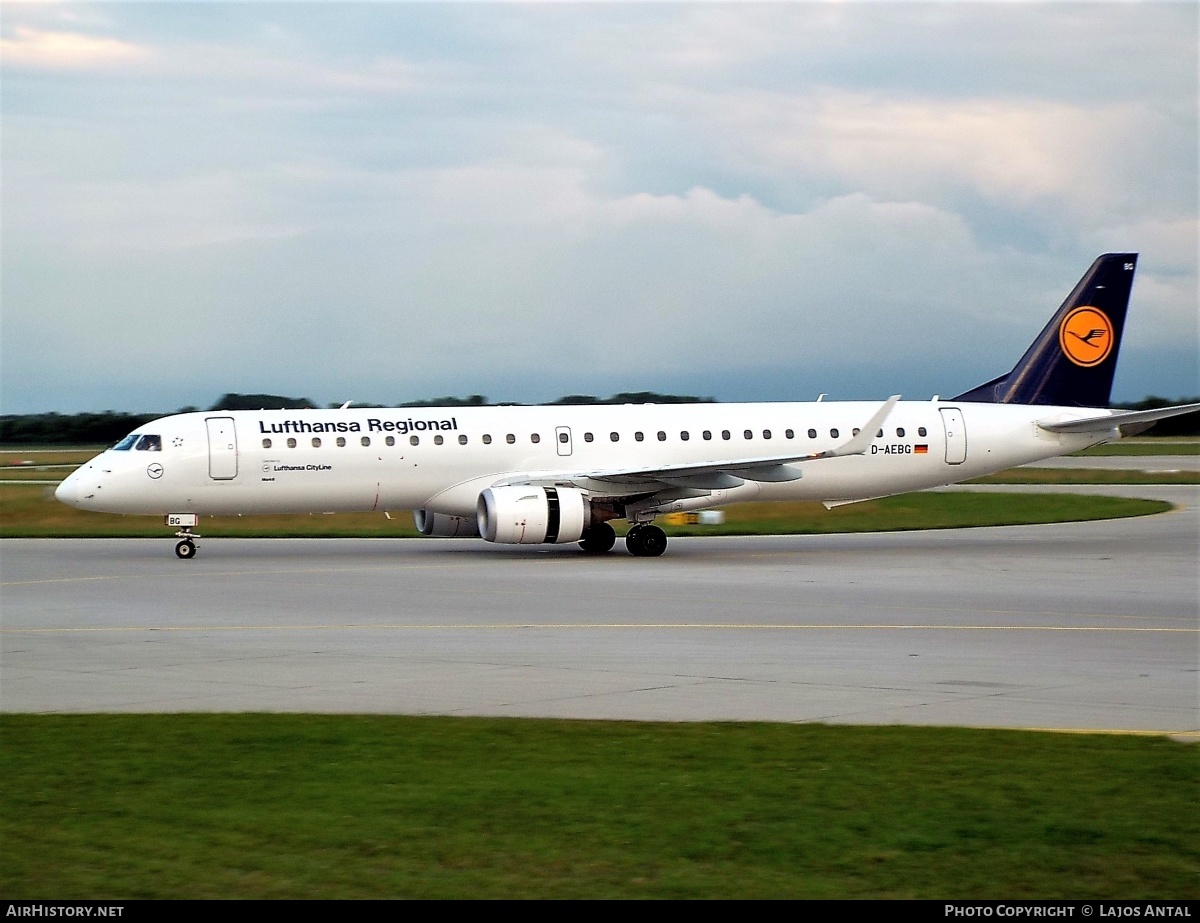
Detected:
left=678, top=87, right=1183, bottom=223
left=0, top=3, right=1194, bottom=412
left=6, top=168, right=311, bottom=252
left=0, top=25, right=152, bottom=71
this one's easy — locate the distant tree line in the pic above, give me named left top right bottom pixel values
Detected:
left=1112, top=396, right=1200, bottom=437
left=1, top=392, right=1194, bottom=444
left=0, top=411, right=164, bottom=446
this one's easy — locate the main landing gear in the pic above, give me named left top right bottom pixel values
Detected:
left=625, top=523, right=667, bottom=558
left=577, top=521, right=668, bottom=556
left=578, top=521, right=617, bottom=555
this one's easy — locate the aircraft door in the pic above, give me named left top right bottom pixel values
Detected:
left=206, top=416, right=239, bottom=479
left=939, top=408, right=967, bottom=465
left=555, top=426, right=573, bottom=457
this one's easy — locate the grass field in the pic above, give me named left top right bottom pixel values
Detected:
left=968, top=469, right=1198, bottom=485
left=0, top=449, right=100, bottom=465
left=0, top=482, right=1171, bottom=538
left=1072, top=440, right=1199, bottom=456
left=1, top=715, right=1195, bottom=899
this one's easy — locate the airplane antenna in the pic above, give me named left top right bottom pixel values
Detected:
left=340, top=401, right=353, bottom=410
left=817, top=393, right=826, bottom=402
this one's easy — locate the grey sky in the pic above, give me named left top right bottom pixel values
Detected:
left=2, top=2, right=1196, bottom=414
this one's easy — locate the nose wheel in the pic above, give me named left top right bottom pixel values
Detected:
left=172, top=524, right=200, bottom=559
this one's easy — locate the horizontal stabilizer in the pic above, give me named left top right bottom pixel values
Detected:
left=1037, top=402, right=1200, bottom=434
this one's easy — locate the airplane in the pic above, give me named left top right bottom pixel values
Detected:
left=55, top=252, right=1199, bottom=559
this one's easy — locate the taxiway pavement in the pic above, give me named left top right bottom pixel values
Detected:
left=2, top=486, right=1196, bottom=736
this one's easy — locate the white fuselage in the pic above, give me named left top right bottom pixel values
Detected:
left=55, top=400, right=1107, bottom=519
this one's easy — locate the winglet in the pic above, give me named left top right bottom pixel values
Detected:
left=811, top=395, right=900, bottom=459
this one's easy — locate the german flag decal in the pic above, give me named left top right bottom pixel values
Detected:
left=1059, top=305, right=1114, bottom=367
left=914, top=444, right=929, bottom=454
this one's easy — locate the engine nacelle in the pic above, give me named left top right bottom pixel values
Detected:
left=413, top=509, right=481, bottom=538
left=477, top=486, right=589, bottom=545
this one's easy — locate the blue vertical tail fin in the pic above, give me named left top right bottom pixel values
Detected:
left=953, top=253, right=1137, bottom=407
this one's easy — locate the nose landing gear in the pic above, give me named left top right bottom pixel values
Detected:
left=166, top=514, right=200, bottom=559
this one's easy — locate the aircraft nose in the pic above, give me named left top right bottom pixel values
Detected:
left=55, top=472, right=79, bottom=507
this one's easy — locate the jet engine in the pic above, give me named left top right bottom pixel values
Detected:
left=477, top=486, right=589, bottom=544
left=413, top=509, right=481, bottom=538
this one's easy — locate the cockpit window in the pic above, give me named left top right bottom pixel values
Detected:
left=112, top=434, right=139, bottom=451
left=135, top=434, right=162, bottom=451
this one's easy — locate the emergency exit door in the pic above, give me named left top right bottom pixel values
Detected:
left=555, top=426, right=573, bottom=457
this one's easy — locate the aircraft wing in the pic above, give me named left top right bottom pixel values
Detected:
left=1036, top=402, right=1200, bottom=435
left=492, top=396, right=901, bottom=492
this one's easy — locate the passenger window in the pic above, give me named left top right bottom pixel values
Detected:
left=918, top=427, right=927, bottom=437
left=312, top=437, right=321, bottom=448
left=680, top=431, right=690, bottom=441
left=722, top=430, right=730, bottom=440
left=744, top=430, right=752, bottom=440
left=386, top=436, right=395, bottom=447
left=483, top=434, right=492, bottom=445
left=262, top=438, right=272, bottom=449
left=808, top=429, right=817, bottom=439
left=506, top=434, right=515, bottom=444
left=337, top=437, right=347, bottom=447
left=410, top=435, right=419, bottom=446
left=434, top=435, right=444, bottom=446
left=530, top=433, right=540, bottom=444
left=584, top=432, right=594, bottom=443
left=830, top=429, right=839, bottom=439
left=610, top=432, right=619, bottom=442
left=287, top=438, right=297, bottom=449
left=785, top=429, right=794, bottom=439
left=897, top=427, right=905, bottom=437
left=853, top=429, right=860, bottom=436
left=135, top=435, right=162, bottom=451
left=763, top=430, right=771, bottom=440
left=361, top=436, right=370, bottom=447
left=558, top=432, right=569, bottom=444
left=702, top=430, right=712, bottom=440
left=459, top=435, right=468, bottom=445
left=635, top=432, right=644, bottom=442
left=657, top=431, right=666, bottom=442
